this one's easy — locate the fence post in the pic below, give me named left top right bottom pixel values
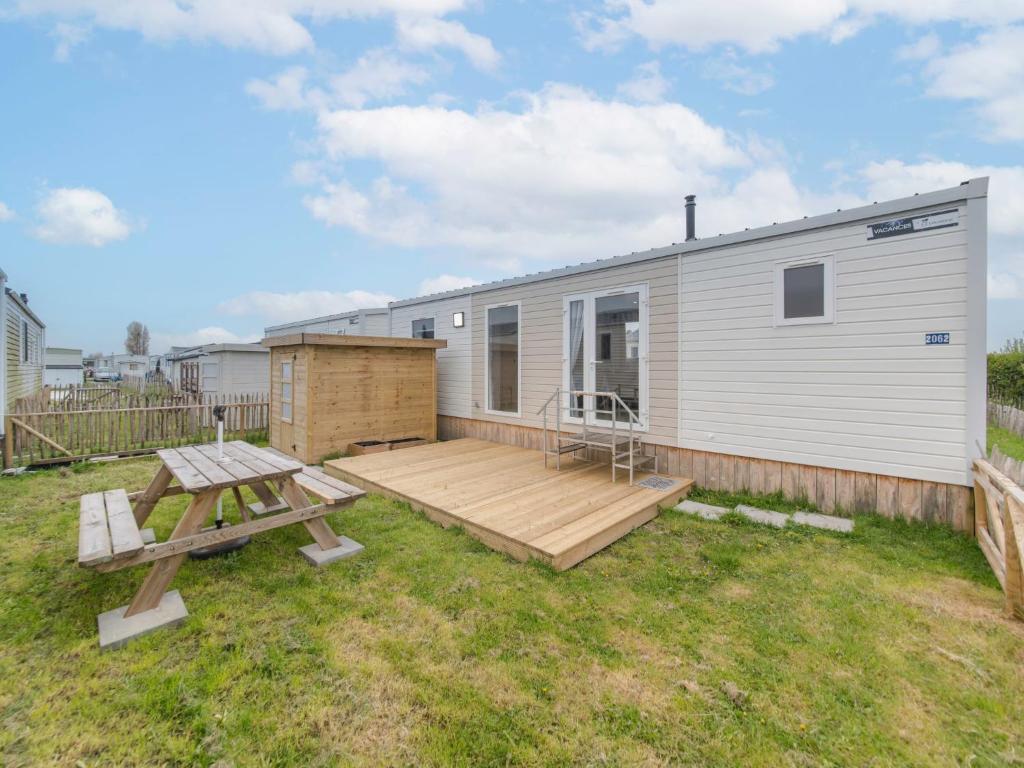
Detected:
left=3, top=416, right=12, bottom=469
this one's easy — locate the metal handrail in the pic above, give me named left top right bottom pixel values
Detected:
left=538, top=387, right=646, bottom=484
left=535, top=388, right=642, bottom=426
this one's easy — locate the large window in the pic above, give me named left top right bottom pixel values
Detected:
left=281, top=361, right=293, bottom=422
left=774, top=256, right=834, bottom=326
left=412, top=318, right=435, bottom=339
left=486, top=303, right=520, bottom=415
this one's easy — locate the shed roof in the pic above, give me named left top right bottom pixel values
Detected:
left=262, top=333, right=447, bottom=350
left=389, top=177, right=989, bottom=309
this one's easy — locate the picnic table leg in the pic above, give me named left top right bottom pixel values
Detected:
left=277, top=476, right=364, bottom=566
left=231, top=486, right=251, bottom=523
left=124, top=490, right=219, bottom=617
left=132, top=465, right=173, bottom=527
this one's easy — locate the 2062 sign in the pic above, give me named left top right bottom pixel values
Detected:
left=925, top=332, right=950, bottom=345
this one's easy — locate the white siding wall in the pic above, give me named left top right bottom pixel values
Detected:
left=217, top=351, right=270, bottom=395
left=679, top=203, right=972, bottom=485
left=390, top=297, right=472, bottom=418
left=469, top=257, right=679, bottom=442
left=360, top=311, right=390, bottom=337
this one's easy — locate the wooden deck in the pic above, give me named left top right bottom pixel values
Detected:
left=324, top=438, right=693, bottom=570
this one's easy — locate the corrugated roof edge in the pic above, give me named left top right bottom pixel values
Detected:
left=389, top=177, right=989, bottom=309
left=263, top=306, right=389, bottom=334
left=169, top=342, right=269, bottom=360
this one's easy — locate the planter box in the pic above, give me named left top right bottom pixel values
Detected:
left=348, top=440, right=390, bottom=456
left=387, top=437, right=429, bottom=451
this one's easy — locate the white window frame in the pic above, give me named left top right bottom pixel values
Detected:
left=280, top=360, right=293, bottom=423
left=561, top=283, right=649, bottom=431
left=484, top=301, right=522, bottom=418
left=773, top=255, right=835, bottom=327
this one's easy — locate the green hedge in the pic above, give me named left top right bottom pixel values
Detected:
left=989, top=351, right=1024, bottom=404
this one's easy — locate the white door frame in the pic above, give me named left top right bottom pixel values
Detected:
left=562, top=283, right=649, bottom=431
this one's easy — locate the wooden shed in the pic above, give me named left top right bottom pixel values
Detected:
left=263, top=333, right=447, bottom=464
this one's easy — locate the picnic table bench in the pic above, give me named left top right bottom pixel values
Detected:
left=78, top=441, right=366, bottom=649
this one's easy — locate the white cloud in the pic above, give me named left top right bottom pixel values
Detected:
left=246, top=66, right=310, bottom=111
left=702, top=50, right=774, bottom=94
left=330, top=49, right=430, bottom=108
left=578, top=0, right=1024, bottom=54
left=989, top=271, right=1024, bottom=300
left=14, top=1, right=482, bottom=56
left=418, top=274, right=478, bottom=294
left=153, top=326, right=260, bottom=350
left=50, top=21, right=88, bottom=61
left=247, top=51, right=430, bottom=113
left=859, top=159, right=1024, bottom=236
left=396, top=15, right=500, bottom=70
left=0, top=202, right=14, bottom=222
left=896, top=32, right=940, bottom=61
left=217, top=289, right=397, bottom=324
left=922, top=26, right=1024, bottom=142
left=305, top=84, right=754, bottom=260
left=32, top=187, right=135, bottom=246
left=616, top=61, right=670, bottom=103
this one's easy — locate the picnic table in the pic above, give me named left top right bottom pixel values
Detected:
left=79, top=441, right=365, bottom=649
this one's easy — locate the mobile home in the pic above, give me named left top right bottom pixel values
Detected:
left=388, top=179, right=988, bottom=528
left=0, top=270, right=46, bottom=430
left=168, top=343, right=269, bottom=396
left=264, top=308, right=390, bottom=338
left=44, top=347, right=83, bottom=388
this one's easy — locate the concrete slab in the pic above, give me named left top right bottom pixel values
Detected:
left=298, top=537, right=364, bottom=567
left=792, top=511, right=854, bottom=533
left=248, top=499, right=288, bottom=516
left=676, top=500, right=730, bottom=521
left=97, top=590, right=188, bottom=651
left=140, top=527, right=156, bottom=545
left=735, top=505, right=790, bottom=529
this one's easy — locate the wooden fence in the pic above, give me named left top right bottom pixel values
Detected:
left=973, top=458, right=1024, bottom=620
left=14, top=382, right=195, bottom=413
left=3, top=393, right=269, bottom=468
left=989, top=400, right=1024, bottom=438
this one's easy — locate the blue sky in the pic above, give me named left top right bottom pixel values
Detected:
left=1, top=1, right=1022, bottom=354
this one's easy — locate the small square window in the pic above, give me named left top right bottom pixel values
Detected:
left=453, top=311, right=465, bottom=328
left=412, top=318, right=435, bottom=339
left=774, top=256, right=834, bottom=326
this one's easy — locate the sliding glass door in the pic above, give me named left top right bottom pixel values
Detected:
left=562, top=285, right=648, bottom=429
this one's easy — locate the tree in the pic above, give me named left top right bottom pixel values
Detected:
left=1001, top=335, right=1024, bottom=354
left=125, top=321, right=150, bottom=356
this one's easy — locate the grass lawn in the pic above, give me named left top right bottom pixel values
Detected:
left=990, top=423, right=1024, bottom=462
left=2, top=457, right=1024, bottom=766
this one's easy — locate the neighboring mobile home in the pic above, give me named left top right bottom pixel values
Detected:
left=0, top=269, right=46, bottom=433
left=264, top=308, right=389, bottom=338
left=44, top=347, right=83, bottom=388
left=95, top=353, right=151, bottom=380
left=388, top=179, right=989, bottom=528
left=168, top=343, right=269, bottom=396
